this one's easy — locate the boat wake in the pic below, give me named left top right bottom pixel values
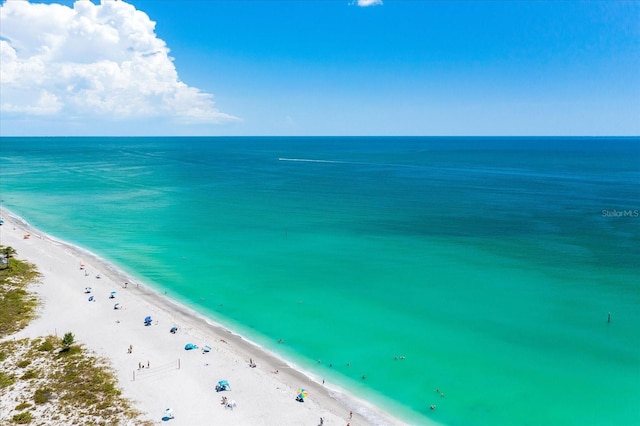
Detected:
left=278, top=157, right=351, bottom=164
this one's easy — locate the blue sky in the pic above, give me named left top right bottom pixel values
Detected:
left=1, top=0, right=638, bottom=136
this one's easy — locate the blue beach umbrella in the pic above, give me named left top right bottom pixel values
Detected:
left=216, top=380, right=231, bottom=391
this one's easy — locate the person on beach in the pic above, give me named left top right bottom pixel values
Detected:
left=147, top=360, right=150, bottom=368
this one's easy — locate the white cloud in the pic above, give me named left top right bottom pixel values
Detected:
left=0, top=0, right=238, bottom=127
left=356, top=0, right=383, bottom=7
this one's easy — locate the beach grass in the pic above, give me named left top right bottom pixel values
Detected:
left=0, top=246, right=40, bottom=338
left=0, top=246, right=153, bottom=425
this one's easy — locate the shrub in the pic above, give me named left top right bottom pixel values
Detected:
left=12, top=411, right=32, bottom=424
left=0, top=371, right=16, bottom=388
left=17, top=360, right=31, bottom=368
left=34, top=388, right=53, bottom=404
left=37, top=338, right=55, bottom=352
left=15, top=402, right=31, bottom=411
left=61, top=332, right=75, bottom=348
left=20, top=369, right=38, bottom=380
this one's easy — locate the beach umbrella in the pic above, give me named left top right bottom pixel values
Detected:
left=185, top=343, right=197, bottom=350
left=296, top=388, right=307, bottom=400
left=170, top=326, right=178, bottom=334
left=88, top=296, right=95, bottom=302
left=216, top=380, right=231, bottom=390
left=145, top=316, right=152, bottom=322
left=114, top=303, right=120, bottom=310
left=163, top=408, right=174, bottom=419
left=84, top=287, right=92, bottom=293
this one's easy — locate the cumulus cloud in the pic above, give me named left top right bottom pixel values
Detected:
left=355, top=0, right=383, bottom=7
left=0, top=0, right=238, bottom=126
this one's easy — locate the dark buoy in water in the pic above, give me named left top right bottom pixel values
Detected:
left=608, top=312, right=611, bottom=323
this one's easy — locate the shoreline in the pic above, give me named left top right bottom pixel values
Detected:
left=0, top=207, right=422, bottom=425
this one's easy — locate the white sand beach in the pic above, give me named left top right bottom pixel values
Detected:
left=0, top=208, right=407, bottom=426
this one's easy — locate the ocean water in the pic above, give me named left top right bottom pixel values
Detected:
left=0, top=136, right=638, bottom=425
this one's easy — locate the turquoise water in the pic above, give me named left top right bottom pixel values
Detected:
left=1, top=137, right=638, bottom=425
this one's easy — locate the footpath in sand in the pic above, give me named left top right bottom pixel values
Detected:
left=0, top=209, right=406, bottom=426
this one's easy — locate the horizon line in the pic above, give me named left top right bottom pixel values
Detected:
left=1, top=135, right=639, bottom=138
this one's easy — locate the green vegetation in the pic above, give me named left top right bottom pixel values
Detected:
left=0, top=247, right=153, bottom=425
left=0, top=370, right=16, bottom=388
left=33, top=387, right=53, bottom=404
left=36, top=336, right=55, bottom=352
left=2, top=246, right=17, bottom=268
left=61, top=332, right=75, bottom=348
left=20, top=369, right=38, bottom=380
left=0, top=246, right=41, bottom=338
left=16, top=360, right=31, bottom=368
left=60, top=331, right=76, bottom=354
left=1, top=336, right=148, bottom=423
left=14, top=402, right=31, bottom=411
left=11, top=411, right=32, bottom=424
